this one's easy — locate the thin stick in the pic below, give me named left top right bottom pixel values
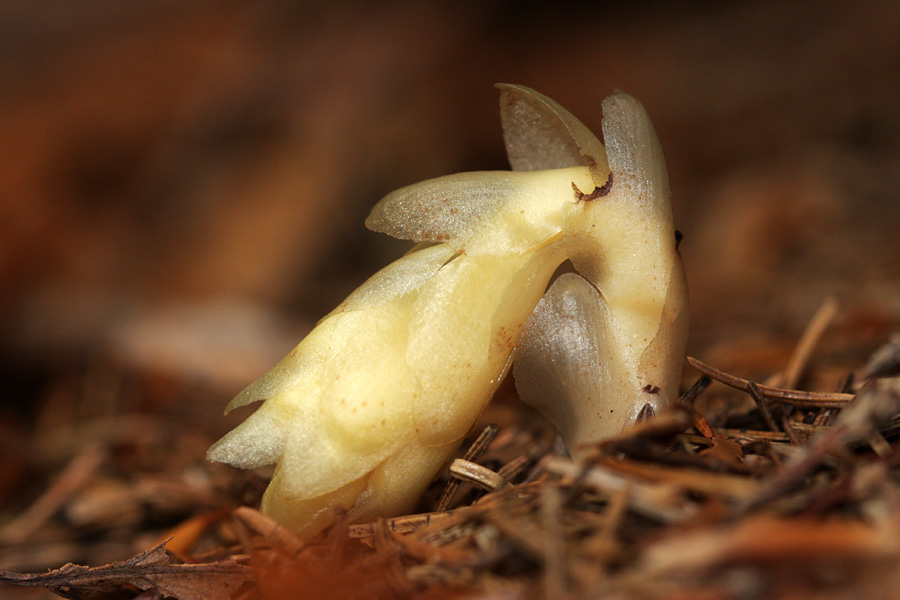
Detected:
left=718, top=429, right=790, bottom=442
left=687, top=357, right=854, bottom=407
left=679, top=375, right=711, bottom=404
left=348, top=510, right=459, bottom=538
left=449, top=459, right=509, bottom=492
left=747, top=381, right=781, bottom=433
left=542, top=456, right=693, bottom=523
left=780, top=415, right=803, bottom=446
left=780, top=297, right=840, bottom=390
left=498, top=455, right=530, bottom=482
left=867, top=432, right=892, bottom=458
left=0, top=445, right=106, bottom=545
left=232, top=506, right=306, bottom=555
left=437, top=425, right=498, bottom=511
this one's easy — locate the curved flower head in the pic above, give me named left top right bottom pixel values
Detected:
left=208, top=84, right=689, bottom=537
left=506, top=87, right=689, bottom=459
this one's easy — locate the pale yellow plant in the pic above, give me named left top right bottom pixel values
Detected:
left=207, top=85, right=688, bottom=538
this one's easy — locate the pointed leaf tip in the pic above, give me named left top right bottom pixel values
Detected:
left=496, top=83, right=609, bottom=185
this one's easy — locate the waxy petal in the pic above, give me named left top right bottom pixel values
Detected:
left=497, top=83, right=609, bottom=186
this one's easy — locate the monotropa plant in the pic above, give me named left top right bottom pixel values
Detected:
left=208, top=84, right=689, bottom=538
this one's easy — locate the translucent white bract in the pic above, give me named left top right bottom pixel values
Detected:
left=207, top=84, right=688, bottom=538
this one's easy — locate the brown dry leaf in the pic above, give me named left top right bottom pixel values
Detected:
left=698, top=434, right=744, bottom=467
left=0, top=539, right=250, bottom=600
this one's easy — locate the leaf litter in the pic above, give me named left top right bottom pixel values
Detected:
left=4, top=300, right=900, bottom=600
left=0, top=540, right=249, bottom=600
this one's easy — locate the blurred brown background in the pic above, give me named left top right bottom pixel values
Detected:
left=1, top=0, right=900, bottom=543
left=4, top=0, right=900, bottom=376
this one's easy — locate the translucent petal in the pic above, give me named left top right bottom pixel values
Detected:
left=226, top=249, right=452, bottom=414
left=366, top=171, right=533, bottom=246
left=497, top=83, right=609, bottom=185
left=566, top=91, right=679, bottom=344
left=273, top=427, right=394, bottom=500
left=637, top=261, right=690, bottom=402
left=513, top=273, right=636, bottom=457
left=260, top=466, right=371, bottom=538
left=405, top=254, right=502, bottom=446
left=599, top=91, right=671, bottom=221
left=206, top=397, right=288, bottom=468
left=327, top=243, right=457, bottom=317
left=406, top=249, right=561, bottom=446
left=366, top=167, right=593, bottom=255
left=224, top=352, right=307, bottom=412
